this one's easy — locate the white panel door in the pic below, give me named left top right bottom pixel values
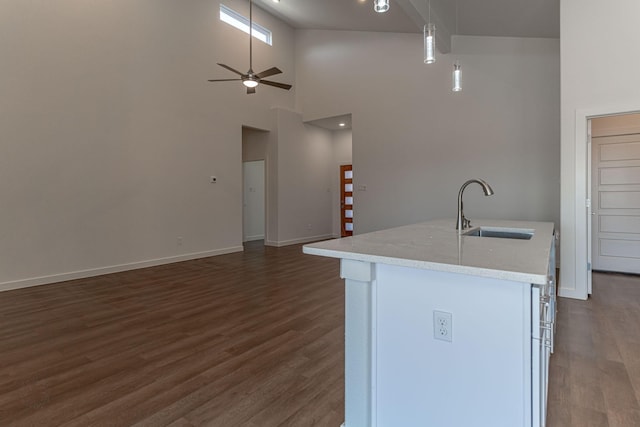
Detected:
left=243, top=160, right=265, bottom=242
left=592, top=134, right=640, bottom=273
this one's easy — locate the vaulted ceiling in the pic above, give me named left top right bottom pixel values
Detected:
left=254, top=0, right=559, bottom=50
left=246, top=0, right=559, bottom=131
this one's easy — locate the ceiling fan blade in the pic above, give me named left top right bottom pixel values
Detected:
left=255, top=67, right=282, bottom=79
left=217, top=63, right=245, bottom=76
left=247, top=87, right=256, bottom=95
left=207, top=78, right=242, bottom=82
left=260, top=80, right=293, bottom=90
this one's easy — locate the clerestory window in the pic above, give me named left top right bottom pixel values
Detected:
left=220, top=4, right=272, bottom=46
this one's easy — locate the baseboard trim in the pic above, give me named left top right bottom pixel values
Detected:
left=243, top=234, right=265, bottom=242
left=0, top=246, right=244, bottom=293
left=265, top=234, right=334, bottom=248
left=558, top=286, right=587, bottom=300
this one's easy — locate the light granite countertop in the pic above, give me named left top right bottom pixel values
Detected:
left=303, top=219, right=555, bottom=285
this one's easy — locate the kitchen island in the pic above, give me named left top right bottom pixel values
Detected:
left=303, top=219, right=556, bottom=427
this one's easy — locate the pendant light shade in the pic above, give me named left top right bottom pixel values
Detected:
left=424, top=23, right=436, bottom=64
left=374, top=0, right=390, bottom=13
left=452, top=61, right=462, bottom=92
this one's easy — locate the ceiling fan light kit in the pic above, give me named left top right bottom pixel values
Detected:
left=242, top=77, right=259, bottom=88
left=374, top=0, right=390, bottom=13
left=208, top=0, right=292, bottom=94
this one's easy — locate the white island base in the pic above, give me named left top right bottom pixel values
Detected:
left=304, top=220, right=555, bottom=427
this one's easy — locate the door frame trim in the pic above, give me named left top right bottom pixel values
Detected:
left=569, top=106, right=640, bottom=300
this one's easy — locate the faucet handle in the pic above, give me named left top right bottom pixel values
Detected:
left=463, top=218, right=471, bottom=229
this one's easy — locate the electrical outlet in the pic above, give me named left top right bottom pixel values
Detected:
left=177, top=237, right=183, bottom=246
left=433, top=310, right=453, bottom=342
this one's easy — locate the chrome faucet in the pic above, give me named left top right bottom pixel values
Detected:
left=456, top=179, right=494, bottom=232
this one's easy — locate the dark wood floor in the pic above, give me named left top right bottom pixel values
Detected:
left=1, top=243, right=639, bottom=426
left=0, top=241, right=345, bottom=426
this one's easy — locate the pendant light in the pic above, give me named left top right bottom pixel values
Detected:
left=424, top=24, right=435, bottom=64
left=452, top=61, right=462, bottom=92
left=424, top=0, right=435, bottom=64
left=452, top=0, right=462, bottom=92
left=374, top=0, right=389, bottom=13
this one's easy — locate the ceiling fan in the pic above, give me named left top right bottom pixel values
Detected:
left=208, top=0, right=292, bottom=94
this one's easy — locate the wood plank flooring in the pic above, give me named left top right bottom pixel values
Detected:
left=0, top=241, right=344, bottom=426
left=1, top=242, right=639, bottom=426
left=547, top=271, right=640, bottom=427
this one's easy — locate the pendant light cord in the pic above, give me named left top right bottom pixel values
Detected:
left=455, top=0, right=458, bottom=35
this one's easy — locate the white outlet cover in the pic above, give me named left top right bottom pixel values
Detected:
left=433, top=310, right=453, bottom=342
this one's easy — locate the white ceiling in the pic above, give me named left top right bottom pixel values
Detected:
left=457, top=0, right=559, bottom=38
left=254, top=0, right=559, bottom=39
left=254, top=0, right=418, bottom=33
left=306, top=114, right=352, bottom=131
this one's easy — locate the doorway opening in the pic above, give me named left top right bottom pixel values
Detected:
left=242, top=126, right=269, bottom=247
left=304, top=113, right=353, bottom=238
left=586, top=112, right=640, bottom=294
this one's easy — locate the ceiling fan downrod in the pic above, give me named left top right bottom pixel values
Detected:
left=207, top=0, right=292, bottom=94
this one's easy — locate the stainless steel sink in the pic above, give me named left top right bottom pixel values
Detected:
left=463, top=227, right=534, bottom=240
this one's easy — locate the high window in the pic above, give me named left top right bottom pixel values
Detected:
left=220, top=4, right=272, bottom=46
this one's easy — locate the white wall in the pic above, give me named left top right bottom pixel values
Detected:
left=0, top=0, right=296, bottom=289
left=332, top=129, right=353, bottom=236
left=295, top=31, right=560, bottom=235
left=560, top=0, right=640, bottom=299
left=0, top=2, right=567, bottom=292
left=270, top=109, right=334, bottom=246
